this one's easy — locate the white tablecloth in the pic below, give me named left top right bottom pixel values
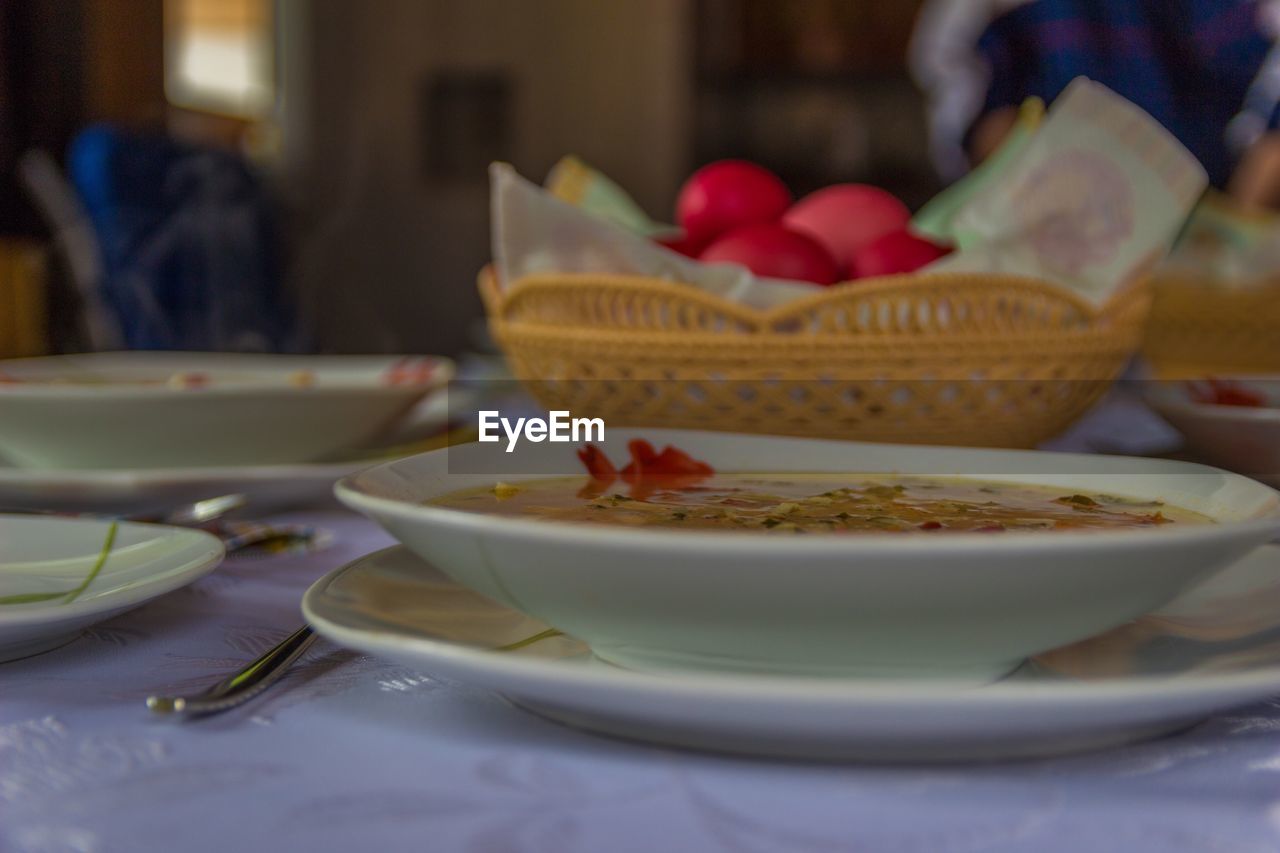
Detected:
left=6, top=507, right=1280, bottom=853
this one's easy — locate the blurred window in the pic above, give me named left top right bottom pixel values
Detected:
left=164, top=0, right=273, bottom=119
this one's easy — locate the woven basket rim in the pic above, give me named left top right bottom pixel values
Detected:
left=480, top=268, right=1141, bottom=446
left=498, top=322, right=1140, bottom=349
left=480, top=267, right=1136, bottom=324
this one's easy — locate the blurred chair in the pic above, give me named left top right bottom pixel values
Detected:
left=0, top=239, right=48, bottom=358
left=63, top=124, right=299, bottom=352
left=19, top=149, right=120, bottom=351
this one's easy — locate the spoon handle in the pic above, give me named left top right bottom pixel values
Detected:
left=146, top=625, right=317, bottom=717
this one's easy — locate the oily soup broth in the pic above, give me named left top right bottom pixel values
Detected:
left=430, top=474, right=1212, bottom=533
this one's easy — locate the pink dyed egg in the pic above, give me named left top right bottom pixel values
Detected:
left=783, top=184, right=911, bottom=271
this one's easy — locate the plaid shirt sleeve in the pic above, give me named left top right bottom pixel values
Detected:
left=970, top=0, right=1275, bottom=185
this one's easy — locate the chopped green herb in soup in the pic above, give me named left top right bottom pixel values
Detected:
left=429, top=475, right=1211, bottom=534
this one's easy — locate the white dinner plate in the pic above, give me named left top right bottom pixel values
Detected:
left=0, top=515, right=224, bottom=662
left=305, top=545, right=1280, bottom=762
left=0, top=352, right=453, bottom=468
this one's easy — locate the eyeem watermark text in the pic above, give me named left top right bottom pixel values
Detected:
left=478, top=411, right=605, bottom=452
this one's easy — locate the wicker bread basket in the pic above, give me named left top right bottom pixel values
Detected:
left=1141, top=274, right=1280, bottom=377
left=480, top=269, right=1150, bottom=448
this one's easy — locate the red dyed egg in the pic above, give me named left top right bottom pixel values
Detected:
left=699, top=223, right=841, bottom=285
left=782, top=184, right=911, bottom=271
left=851, top=229, right=953, bottom=278
left=676, top=160, right=792, bottom=244
left=654, top=230, right=708, bottom=258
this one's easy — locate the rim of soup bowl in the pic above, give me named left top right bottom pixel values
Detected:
left=335, top=451, right=1280, bottom=557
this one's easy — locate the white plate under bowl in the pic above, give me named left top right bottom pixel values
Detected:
left=336, top=429, right=1280, bottom=683
left=305, top=545, right=1280, bottom=761
left=0, top=515, right=224, bottom=661
left=0, top=352, right=453, bottom=468
left=1146, top=376, right=1280, bottom=486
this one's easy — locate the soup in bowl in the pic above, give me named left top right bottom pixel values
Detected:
left=336, top=430, right=1280, bottom=682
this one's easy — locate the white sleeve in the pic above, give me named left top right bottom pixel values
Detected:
left=1227, top=1, right=1280, bottom=153
left=909, top=0, right=1035, bottom=180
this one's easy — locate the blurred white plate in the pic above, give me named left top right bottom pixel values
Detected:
left=0, top=352, right=453, bottom=468
left=0, top=459, right=370, bottom=516
left=0, top=515, right=223, bottom=662
left=1146, top=376, right=1280, bottom=486
left=0, top=379, right=470, bottom=516
left=306, top=544, right=1280, bottom=761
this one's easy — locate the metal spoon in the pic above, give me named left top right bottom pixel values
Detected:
left=146, top=625, right=317, bottom=717
left=151, top=493, right=249, bottom=526
left=144, top=619, right=567, bottom=718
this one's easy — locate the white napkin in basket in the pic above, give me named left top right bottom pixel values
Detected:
left=490, top=163, right=814, bottom=310
left=929, top=78, right=1208, bottom=307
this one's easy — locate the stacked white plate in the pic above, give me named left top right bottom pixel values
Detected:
left=313, top=429, right=1280, bottom=761
left=0, top=352, right=455, bottom=514
left=305, top=543, right=1280, bottom=761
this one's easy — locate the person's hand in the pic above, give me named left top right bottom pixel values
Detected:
left=1230, top=131, right=1280, bottom=210
left=967, top=106, right=1019, bottom=166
